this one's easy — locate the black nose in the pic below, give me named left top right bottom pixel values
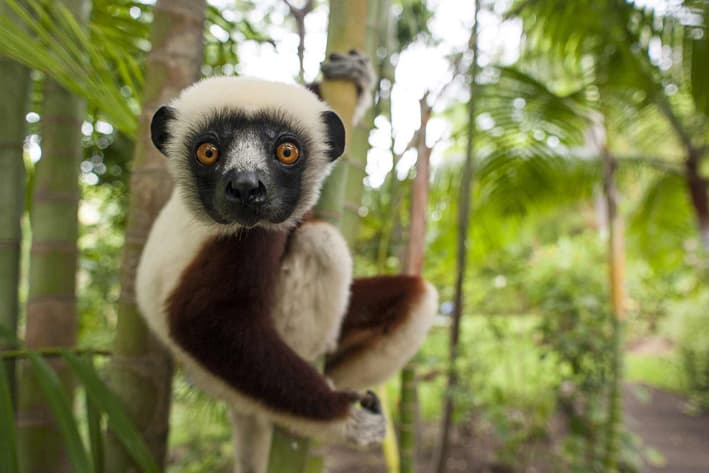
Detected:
left=225, top=172, right=266, bottom=206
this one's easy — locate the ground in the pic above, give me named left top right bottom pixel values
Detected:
left=326, top=383, right=709, bottom=473
left=624, top=384, right=709, bottom=473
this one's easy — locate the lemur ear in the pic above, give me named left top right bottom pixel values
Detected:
left=150, top=106, right=176, bottom=156
left=321, top=110, right=346, bottom=161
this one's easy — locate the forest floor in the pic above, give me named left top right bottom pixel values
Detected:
left=624, top=383, right=709, bottom=473
left=326, top=384, right=709, bottom=473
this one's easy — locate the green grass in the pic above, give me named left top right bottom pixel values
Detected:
left=625, top=353, right=687, bottom=394
left=410, top=315, right=560, bottom=422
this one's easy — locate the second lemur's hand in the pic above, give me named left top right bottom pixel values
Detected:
left=320, top=50, right=376, bottom=123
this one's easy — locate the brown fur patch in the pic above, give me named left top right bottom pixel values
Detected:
left=325, top=275, right=426, bottom=374
left=166, top=227, right=356, bottom=420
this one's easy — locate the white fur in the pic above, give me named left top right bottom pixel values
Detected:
left=327, top=282, right=439, bottom=390
left=136, top=193, right=379, bottom=443
left=165, top=77, right=338, bottom=231
left=224, top=130, right=267, bottom=174
left=273, top=221, right=352, bottom=360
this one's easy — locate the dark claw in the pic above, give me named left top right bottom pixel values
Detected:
left=348, top=49, right=358, bottom=55
left=360, top=390, right=382, bottom=414
left=329, top=52, right=344, bottom=61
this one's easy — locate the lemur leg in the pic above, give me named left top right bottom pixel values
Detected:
left=325, top=275, right=438, bottom=390
left=272, top=220, right=353, bottom=361
left=230, top=411, right=272, bottom=473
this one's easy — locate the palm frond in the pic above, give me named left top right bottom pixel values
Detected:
left=0, top=0, right=139, bottom=134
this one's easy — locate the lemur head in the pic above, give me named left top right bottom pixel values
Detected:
left=151, top=77, right=346, bottom=231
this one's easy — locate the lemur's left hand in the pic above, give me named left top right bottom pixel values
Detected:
left=321, top=50, right=375, bottom=97
left=320, top=50, right=376, bottom=124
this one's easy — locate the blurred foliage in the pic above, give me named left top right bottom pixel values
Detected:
left=0, top=0, right=273, bottom=136
left=527, top=237, right=617, bottom=472
left=676, top=291, right=709, bottom=412
left=0, top=329, right=158, bottom=473
left=394, top=0, right=433, bottom=46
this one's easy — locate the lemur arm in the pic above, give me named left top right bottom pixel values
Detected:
left=165, top=228, right=363, bottom=422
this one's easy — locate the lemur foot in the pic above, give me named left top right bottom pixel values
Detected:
left=321, top=50, right=375, bottom=96
left=344, top=390, right=386, bottom=446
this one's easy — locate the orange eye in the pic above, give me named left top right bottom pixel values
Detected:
left=275, top=142, right=300, bottom=165
left=196, top=142, right=219, bottom=165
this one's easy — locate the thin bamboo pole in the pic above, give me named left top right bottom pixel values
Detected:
left=399, top=97, right=433, bottom=473
left=601, top=137, right=625, bottom=473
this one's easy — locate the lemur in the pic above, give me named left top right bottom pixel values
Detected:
left=136, top=51, right=438, bottom=473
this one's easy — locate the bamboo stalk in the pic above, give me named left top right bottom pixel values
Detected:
left=267, top=2, right=369, bottom=472
left=399, top=96, right=433, bottom=473
left=601, top=138, right=625, bottom=473
left=15, top=3, right=88, bottom=471
left=103, top=1, right=207, bottom=471
left=0, top=0, right=30, bottom=405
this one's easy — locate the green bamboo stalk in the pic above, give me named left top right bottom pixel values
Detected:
left=102, top=1, right=206, bottom=471
left=399, top=96, right=434, bottom=473
left=340, top=0, right=391, bottom=248
left=312, top=0, right=369, bottom=227
left=398, top=367, right=417, bottom=473
left=601, top=137, right=625, bottom=473
left=15, top=2, right=88, bottom=471
left=603, top=317, right=623, bottom=472
left=0, top=0, right=30, bottom=406
left=267, top=2, right=370, bottom=472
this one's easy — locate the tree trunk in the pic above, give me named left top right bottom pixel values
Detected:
left=601, top=140, right=625, bottom=473
left=103, top=1, right=206, bottom=471
left=684, top=147, right=709, bottom=256
left=399, top=97, right=433, bottom=473
left=15, top=3, right=89, bottom=472
left=655, top=93, right=709, bottom=258
left=283, top=0, right=314, bottom=85
left=0, top=21, right=30, bottom=405
left=267, top=2, right=369, bottom=472
left=433, top=2, right=479, bottom=472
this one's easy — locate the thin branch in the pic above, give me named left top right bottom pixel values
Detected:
left=282, top=0, right=314, bottom=84
left=1, top=347, right=112, bottom=359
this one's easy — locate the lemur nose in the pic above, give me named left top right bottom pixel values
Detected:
left=225, top=172, right=266, bottom=206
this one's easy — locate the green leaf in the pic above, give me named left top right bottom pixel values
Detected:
left=27, top=353, right=92, bottom=473
left=62, top=353, right=159, bottom=473
left=84, top=365, right=105, bottom=473
left=0, top=361, right=19, bottom=473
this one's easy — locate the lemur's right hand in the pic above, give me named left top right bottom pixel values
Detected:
left=344, top=390, right=386, bottom=446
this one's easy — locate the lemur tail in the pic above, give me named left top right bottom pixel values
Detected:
left=325, top=275, right=438, bottom=390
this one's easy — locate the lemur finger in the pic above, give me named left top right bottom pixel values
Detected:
left=359, top=390, right=382, bottom=414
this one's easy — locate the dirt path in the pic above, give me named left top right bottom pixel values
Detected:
left=624, top=384, right=709, bottom=473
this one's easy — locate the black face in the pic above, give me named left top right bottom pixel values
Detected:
left=151, top=107, right=345, bottom=227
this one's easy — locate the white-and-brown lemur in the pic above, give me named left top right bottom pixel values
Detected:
left=136, top=51, right=438, bottom=473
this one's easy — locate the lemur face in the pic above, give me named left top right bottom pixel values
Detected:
left=151, top=77, right=346, bottom=230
